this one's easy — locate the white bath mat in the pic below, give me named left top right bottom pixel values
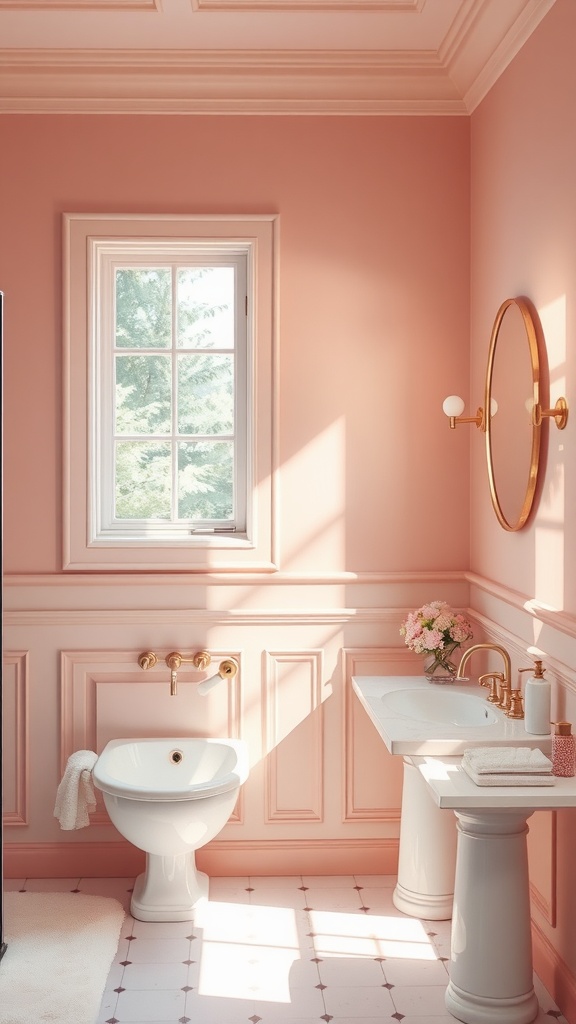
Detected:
left=0, top=890, right=124, bottom=1024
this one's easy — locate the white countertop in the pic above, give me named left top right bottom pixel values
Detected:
left=411, top=755, right=576, bottom=810
left=352, top=675, right=553, bottom=756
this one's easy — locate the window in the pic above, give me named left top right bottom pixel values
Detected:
left=64, top=214, right=277, bottom=571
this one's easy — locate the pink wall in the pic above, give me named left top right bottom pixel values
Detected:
left=470, top=0, right=576, bottom=1012
left=470, top=0, right=576, bottom=613
left=0, top=114, right=470, bottom=575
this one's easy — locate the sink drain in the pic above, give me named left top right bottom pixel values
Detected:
left=169, top=749, right=184, bottom=764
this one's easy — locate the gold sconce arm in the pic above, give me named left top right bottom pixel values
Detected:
left=533, top=397, right=569, bottom=430
left=442, top=395, right=485, bottom=431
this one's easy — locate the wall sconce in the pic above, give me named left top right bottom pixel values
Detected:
left=442, top=396, right=500, bottom=431
left=442, top=395, right=485, bottom=431
left=533, top=397, right=569, bottom=430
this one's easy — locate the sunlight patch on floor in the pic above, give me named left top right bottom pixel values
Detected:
left=192, top=899, right=438, bottom=1002
left=310, top=909, right=438, bottom=960
left=194, top=901, right=300, bottom=1001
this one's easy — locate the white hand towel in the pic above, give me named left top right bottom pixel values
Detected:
left=462, top=746, right=553, bottom=775
left=53, top=750, right=98, bottom=830
left=462, top=760, right=555, bottom=787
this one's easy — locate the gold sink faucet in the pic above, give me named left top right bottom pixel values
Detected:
left=457, top=643, right=514, bottom=713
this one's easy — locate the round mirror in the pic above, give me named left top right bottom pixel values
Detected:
left=484, top=297, right=541, bottom=531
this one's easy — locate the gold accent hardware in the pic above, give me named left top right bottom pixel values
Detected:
left=442, top=395, right=485, bottom=431
left=478, top=672, right=503, bottom=704
left=507, top=690, right=524, bottom=719
left=165, top=651, right=212, bottom=671
left=138, top=651, right=157, bottom=671
left=218, top=657, right=239, bottom=679
left=533, top=397, right=569, bottom=430
left=458, top=644, right=512, bottom=709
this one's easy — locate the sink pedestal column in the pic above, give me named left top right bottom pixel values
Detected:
left=393, top=758, right=458, bottom=920
left=446, top=808, right=538, bottom=1024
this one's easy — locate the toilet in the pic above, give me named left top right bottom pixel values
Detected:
left=93, top=736, right=249, bottom=921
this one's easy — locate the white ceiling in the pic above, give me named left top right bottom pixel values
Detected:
left=0, top=0, right=557, bottom=114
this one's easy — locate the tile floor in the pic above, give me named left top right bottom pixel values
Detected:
left=5, top=874, right=568, bottom=1024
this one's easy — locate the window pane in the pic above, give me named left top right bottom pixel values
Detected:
left=115, top=441, right=172, bottom=519
left=115, top=354, right=172, bottom=434
left=177, top=267, right=235, bottom=349
left=178, top=354, right=234, bottom=435
left=115, top=268, right=171, bottom=349
left=178, top=441, right=234, bottom=520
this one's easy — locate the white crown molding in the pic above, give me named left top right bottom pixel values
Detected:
left=0, top=47, right=466, bottom=114
left=0, top=0, right=556, bottom=113
left=446, top=0, right=557, bottom=112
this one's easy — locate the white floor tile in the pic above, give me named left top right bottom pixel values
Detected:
left=115, top=986, right=186, bottom=1021
left=316, top=955, right=386, bottom=986
left=121, top=960, right=189, bottom=989
left=383, top=957, right=450, bottom=985
left=354, top=874, right=397, bottom=888
left=390, top=983, right=451, bottom=1015
left=249, top=888, right=308, bottom=910
left=249, top=875, right=303, bottom=889
left=184, top=990, right=256, bottom=1022
left=303, top=887, right=364, bottom=910
left=254, top=984, right=325, bottom=1019
left=322, top=982, right=396, bottom=1017
left=124, top=936, right=191, bottom=964
left=302, top=874, right=356, bottom=888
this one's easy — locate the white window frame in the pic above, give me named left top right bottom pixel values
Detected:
left=64, top=213, right=278, bottom=571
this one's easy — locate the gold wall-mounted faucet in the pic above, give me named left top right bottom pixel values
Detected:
left=137, top=650, right=238, bottom=696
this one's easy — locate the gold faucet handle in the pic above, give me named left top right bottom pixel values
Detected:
left=166, top=652, right=183, bottom=671
left=138, top=651, right=157, bottom=670
left=507, top=689, right=524, bottom=719
left=478, top=672, right=503, bottom=703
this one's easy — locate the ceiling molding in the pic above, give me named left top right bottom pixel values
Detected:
left=0, top=47, right=467, bottom=115
left=191, top=0, right=424, bottom=10
left=0, top=0, right=558, bottom=114
left=461, top=0, right=557, bottom=111
left=0, top=1, right=160, bottom=8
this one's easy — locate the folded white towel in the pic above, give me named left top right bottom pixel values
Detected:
left=462, top=760, right=555, bottom=787
left=462, top=746, right=553, bottom=775
left=53, top=750, right=98, bottom=830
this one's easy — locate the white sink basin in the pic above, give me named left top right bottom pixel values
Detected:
left=381, top=688, right=499, bottom=727
left=352, top=676, right=553, bottom=755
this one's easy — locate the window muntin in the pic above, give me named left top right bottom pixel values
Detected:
left=98, top=257, right=246, bottom=537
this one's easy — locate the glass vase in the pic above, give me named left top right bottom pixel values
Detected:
left=423, top=643, right=460, bottom=683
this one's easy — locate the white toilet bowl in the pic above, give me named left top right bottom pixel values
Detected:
left=93, top=736, right=249, bottom=921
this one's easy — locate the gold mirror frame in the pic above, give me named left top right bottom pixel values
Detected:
left=484, top=297, right=541, bottom=532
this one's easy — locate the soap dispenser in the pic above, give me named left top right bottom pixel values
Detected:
left=521, top=659, right=551, bottom=736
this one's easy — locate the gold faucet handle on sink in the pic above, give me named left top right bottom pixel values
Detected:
left=507, top=689, right=524, bottom=719
left=478, top=672, right=504, bottom=703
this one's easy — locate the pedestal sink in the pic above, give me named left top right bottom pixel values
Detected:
left=413, top=755, right=576, bottom=1024
left=351, top=676, right=552, bottom=920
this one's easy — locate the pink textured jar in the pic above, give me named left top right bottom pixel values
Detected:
left=552, top=722, right=575, bottom=778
